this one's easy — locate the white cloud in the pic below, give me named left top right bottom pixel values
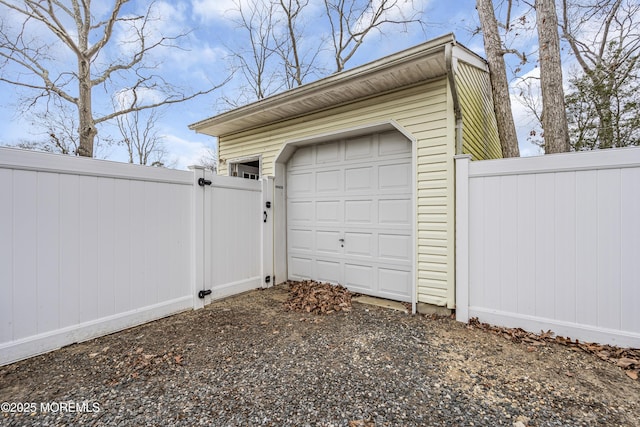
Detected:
left=191, top=0, right=239, bottom=22
left=162, top=133, right=216, bottom=170
left=353, top=0, right=430, bottom=34
left=113, top=87, right=166, bottom=111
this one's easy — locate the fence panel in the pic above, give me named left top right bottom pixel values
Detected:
left=0, top=148, right=195, bottom=365
left=456, top=148, right=640, bottom=348
left=192, top=169, right=265, bottom=304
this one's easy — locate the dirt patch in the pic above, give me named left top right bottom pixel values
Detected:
left=468, top=317, right=640, bottom=381
left=1, top=284, right=638, bottom=426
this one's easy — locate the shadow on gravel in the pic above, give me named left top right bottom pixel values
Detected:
left=1, top=285, right=639, bottom=426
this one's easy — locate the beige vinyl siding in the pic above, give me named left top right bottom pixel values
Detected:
left=218, top=79, right=456, bottom=307
left=455, top=61, right=502, bottom=160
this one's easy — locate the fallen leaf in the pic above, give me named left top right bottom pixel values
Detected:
left=617, top=358, right=638, bottom=369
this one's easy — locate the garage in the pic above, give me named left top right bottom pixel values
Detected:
left=286, top=131, right=413, bottom=302
left=190, top=34, right=503, bottom=311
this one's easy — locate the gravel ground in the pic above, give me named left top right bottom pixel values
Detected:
left=1, top=285, right=639, bottom=426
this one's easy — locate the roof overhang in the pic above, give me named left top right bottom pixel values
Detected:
left=189, top=33, right=486, bottom=138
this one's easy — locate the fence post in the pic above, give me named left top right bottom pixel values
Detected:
left=261, top=177, right=274, bottom=288
left=454, top=155, right=471, bottom=322
left=189, top=165, right=207, bottom=310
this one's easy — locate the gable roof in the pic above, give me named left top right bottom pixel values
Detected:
left=189, top=33, right=486, bottom=138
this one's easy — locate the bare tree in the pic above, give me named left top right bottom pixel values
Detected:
left=324, top=0, right=423, bottom=72
left=276, top=0, right=323, bottom=88
left=513, top=75, right=545, bottom=149
left=476, top=0, right=522, bottom=157
left=535, top=0, right=570, bottom=153
left=222, top=0, right=285, bottom=107
left=222, top=0, right=322, bottom=105
left=115, top=107, right=167, bottom=166
left=561, top=0, right=640, bottom=149
left=11, top=96, right=115, bottom=158
left=224, top=0, right=424, bottom=106
left=0, top=0, right=226, bottom=158
left=199, top=148, right=218, bottom=173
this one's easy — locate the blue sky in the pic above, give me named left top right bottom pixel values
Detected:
left=0, top=0, right=543, bottom=169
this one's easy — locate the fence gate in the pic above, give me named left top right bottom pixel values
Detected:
left=192, top=167, right=273, bottom=308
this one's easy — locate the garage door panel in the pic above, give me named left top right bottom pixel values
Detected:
left=378, top=132, right=412, bottom=156
left=345, top=135, right=373, bottom=160
left=344, top=263, right=374, bottom=291
left=379, top=199, right=411, bottom=225
left=288, top=171, right=313, bottom=195
left=316, top=201, right=341, bottom=223
left=379, top=163, right=411, bottom=191
left=290, top=257, right=314, bottom=279
left=345, top=200, right=374, bottom=223
left=316, top=231, right=341, bottom=253
left=345, top=167, right=374, bottom=192
left=316, top=260, right=341, bottom=283
left=289, top=146, right=313, bottom=167
left=316, top=169, right=341, bottom=192
left=379, top=234, right=411, bottom=261
left=344, top=232, right=374, bottom=257
left=317, top=142, right=340, bottom=164
left=378, top=268, right=411, bottom=299
left=289, top=229, right=313, bottom=251
left=289, top=201, right=314, bottom=222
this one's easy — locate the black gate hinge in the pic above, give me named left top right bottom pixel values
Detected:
left=198, top=289, right=212, bottom=298
left=198, top=177, right=212, bottom=187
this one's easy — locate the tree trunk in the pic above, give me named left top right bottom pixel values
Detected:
left=77, top=55, right=96, bottom=157
left=536, top=0, right=570, bottom=154
left=476, top=0, right=520, bottom=158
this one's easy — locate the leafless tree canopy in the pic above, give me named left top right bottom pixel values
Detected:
left=324, top=0, right=423, bottom=72
left=561, top=0, right=640, bottom=149
left=0, top=0, right=227, bottom=157
left=115, top=108, right=167, bottom=166
left=223, top=0, right=424, bottom=106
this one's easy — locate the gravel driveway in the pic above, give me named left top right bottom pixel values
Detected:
left=1, top=285, right=639, bottom=426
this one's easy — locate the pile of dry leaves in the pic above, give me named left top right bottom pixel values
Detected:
left=469, top=317, right=640, bottom=380
left=283, top=280, right=353, bottom=314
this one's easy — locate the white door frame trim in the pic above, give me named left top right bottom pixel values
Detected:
left=274, top=120, right=418, bottom=314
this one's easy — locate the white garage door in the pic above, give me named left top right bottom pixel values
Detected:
left=287, top=131, right=413, bottom=302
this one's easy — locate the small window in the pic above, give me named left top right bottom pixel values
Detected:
left=242, top=172, right=259, bottom=180
left=229, top=158, right=260, bottom=180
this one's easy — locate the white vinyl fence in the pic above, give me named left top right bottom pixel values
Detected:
left=456, top=148, right=640, bottom=348
left=0, top=148, right=270, bottom=365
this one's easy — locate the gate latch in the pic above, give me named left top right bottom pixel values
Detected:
left=198, top=177, right=212, bottom=187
